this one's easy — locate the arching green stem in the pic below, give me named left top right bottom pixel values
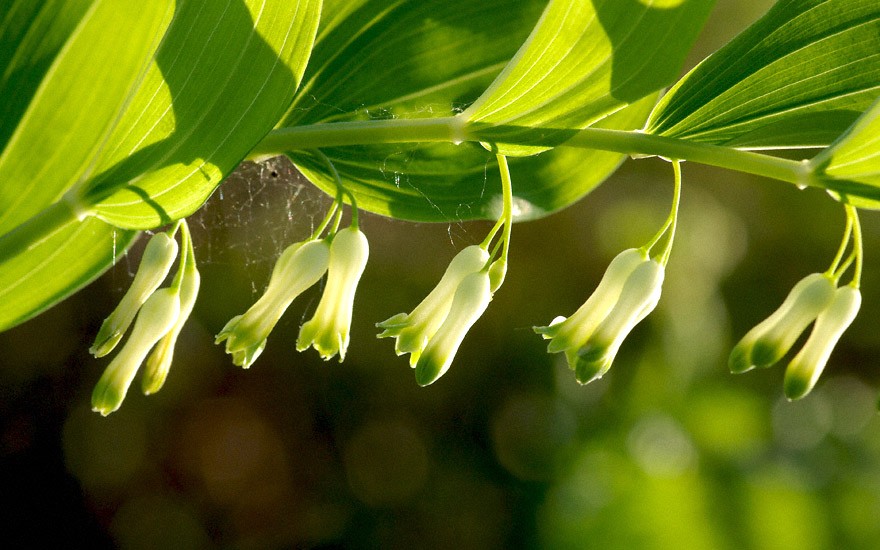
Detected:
left=641, top=160, right=682, bottom=266
left=848, top=205, right=863, bottom=289
left=826, top=209, right=853, bottom=278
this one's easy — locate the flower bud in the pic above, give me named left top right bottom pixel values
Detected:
left=90, top=232, right=178, bottom=357
left=571, top=258, right=664, bottom=384
left=414, top=270, right=492, bottom=386
left=784, top=286, right=860, bottom=400
left=729, top=273, right=835, bottom=374
left=297, top=227, right=369, bottom=361
left=91, top=288, right=180, bottom=416
left=216, top=239, right=330, bottom=367
left=534, top=248, right=646, bottom=355
left=488, top=258, right=507, bottom=292
left=377, top=245, right=489, bottom=365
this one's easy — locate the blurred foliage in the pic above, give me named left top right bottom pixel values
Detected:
left=2, top=1, right=880, bottom=548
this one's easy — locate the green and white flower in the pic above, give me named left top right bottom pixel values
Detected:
left=377, top=244, right=489, bottom=366
left=784, top=285, right=861, bottom=400
left=414, top=270, right=493, bottom=386
left=91, top=288, right=181, bottom=416
left=217, top=238, right=331, bottom=368
left=142, top=236, right=201, bottom=394
left=569, top=258, right=664, bottom=384
left=90, top=232, right=178, bottom=357
left=729, top=273, right=836, bottom=374
left=535, top=248, right=646, bottom=354
left=297, top=226, right=369, bottom=361
left=534, top=248, right=663, bottom=383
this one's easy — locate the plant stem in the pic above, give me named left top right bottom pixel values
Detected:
left=251, top=116, right=814, bottom=189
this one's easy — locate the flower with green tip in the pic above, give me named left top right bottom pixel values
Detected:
left=216, top=238, right=331, bottom=368
left=535, top=248, right=646, bottom=354
left=142, top=251, right=201, bottom=395
left=784, top=285, right=860, bottom=400
left=569, top=258, right=664, bottom=384
left=414, top=270, right=493, bottom=386
left=297, top=226, right=369, bottom=361
left=729, top=273, right=836, bottom=374
left=90, top=232, right=178, bottom=357
left=91, top=287, right=181, bottom=416
left=377, top=244, right=489, bottom=366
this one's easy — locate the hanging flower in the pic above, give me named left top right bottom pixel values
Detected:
left=90, top=232, right=178, bottom=357
left=216, top=238, right=331, bottom=368
left=377, top=244, right=489, bottom=366
left=534, top=248, right=663, bottom=383
left=91, top=288, right=181, bottom=416
left=535, top=248, right=646, bottom=354
left=297, top=226, right=369, bottom=361
left=142, top=247, right=201, bottom=394
left=569, top=258, right=664, bottom=384
left=728, top=273, right=836, bottom=374
left=784, top=285, right=861, bottom=400
left=414, top=269, right=493, bottom=386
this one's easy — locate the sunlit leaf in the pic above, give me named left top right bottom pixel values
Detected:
left=812, top=96, right=880, bottom=208
left=646, top=0, right=880, bottom=149
left=293, top=97, right=656, bottom=222
left=283, top=0, right=669, bottom=221
left=280, top=0, right=547, bottom=127
left=464, top=0, right=715, bottom=156
left=0, top=203, right=138, bottom=331
left=83, top=0, right=322, bottom=229
left=0, top=0, right=174, bottom=236
left=282, top=0, right=547, bottom=220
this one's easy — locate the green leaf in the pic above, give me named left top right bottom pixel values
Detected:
left=292, top=96, right=656, bottom=222
left=463, top=0, right=716, bottom=156
left=82, top=0, right=322, bottom=229
left=280, top=0, right=547, bottom=127
left=646, top=0, right=880, bottom=149
left=0, top=0, right=174, bottom=236
left=812, top=97, right=880, bottom=208
left=0, top=203, right=138, bottom=331
left=281, top=0, right=549, bottom=221
left=282, top=0, right=672, bottom=221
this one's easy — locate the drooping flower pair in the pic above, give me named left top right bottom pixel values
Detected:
left=215, top=225, right=369, bottom=366
left=377, top=155, right=514, bottom=386
left=91, top=222, right=200, bottom=416
left=535, top=248, right=665, bottom=384
left=730, top=206, right=863, bottom=400
left=377, top=245, right=501, bottom=386
left=535, top=161, right=682, bottom=384
left=729, top=273, right=860, bottom=400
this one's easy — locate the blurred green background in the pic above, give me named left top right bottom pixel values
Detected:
left=2, top=1, right=880, bottom=548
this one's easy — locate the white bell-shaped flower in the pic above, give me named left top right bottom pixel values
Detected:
left=91, top=288, right=180, bottom=416
left=377, top=245, right=489, bottom=366
left=784, top=285, right=860, bottom=400
left=535, top=248, right=646, bottom=355
left=297, top=226, right=369, bottom=361
left=90, top=232, right=178, bottom=357
left=729, top=273, right=836, bottom=374
left=414, top=270, right=492, bottom=386
left=570, top=258, right=664, bottom=384
left=216, top=238, right=330, bottom=368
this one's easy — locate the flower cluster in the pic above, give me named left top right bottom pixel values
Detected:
left=729, top=204, right=864, bottom=399
left=535, top=248, right=665, bottom=384
left=729, top=273, right=860, bottom=400
left=90, top=223, right=200, bottom=416
left=378, top=245, right=500, bottom=386
left=216, top=225, right=369, bottom=366
left=84, top=158, right=866, bottom=418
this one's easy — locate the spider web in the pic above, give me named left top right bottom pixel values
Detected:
left=189, top=156, right=333, bottom=269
